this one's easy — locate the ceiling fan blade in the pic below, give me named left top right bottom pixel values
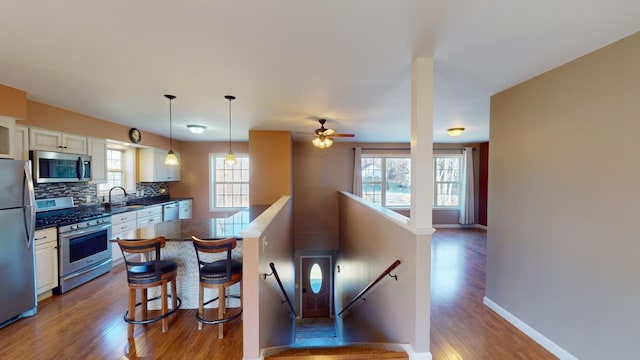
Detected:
left=331, top=133, right=355, bottom=137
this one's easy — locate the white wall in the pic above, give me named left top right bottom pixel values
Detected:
left=487, top=32, right=640, bottom=359
left=336, top=192, right=431, bottom=358
left=241, top=196, right=295, bottom=360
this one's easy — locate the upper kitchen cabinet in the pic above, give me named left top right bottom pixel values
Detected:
left=0, top=116, right=16, bottom=159
left=87, top=137, right=107, bottom=184
left=138, top=148, right=181, bottom=182
left=14, top=125, right=29, bottom=161
left=29, top=128, right=87, bottom=154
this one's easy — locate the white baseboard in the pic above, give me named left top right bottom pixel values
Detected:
left=483, top=297, right=577, bottom=360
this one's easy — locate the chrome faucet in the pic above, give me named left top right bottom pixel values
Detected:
left=108, top=186, right=128, bottom=206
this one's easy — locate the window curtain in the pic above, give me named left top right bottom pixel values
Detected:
left=352, top=146, right=362, bottom=196
left=459, top=147, right=475, bottom=224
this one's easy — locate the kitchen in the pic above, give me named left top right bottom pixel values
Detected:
left=0, top=85, right=291, bottom=359
left=1, top=119, right=199, bottom=310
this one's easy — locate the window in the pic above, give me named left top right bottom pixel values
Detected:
left=98, top=149, right=125, bottom=193
left=210, top=154, right=250, bottom=209
left=361, top=155, right=411, bottom=208
left=433, top=155, right=462, bottom=208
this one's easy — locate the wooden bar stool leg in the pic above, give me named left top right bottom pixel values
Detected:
left=128, top=288, right=136, bottom=338
left=162, top=282, right=169, bottom=333
left=141, top=288, right=148, bottom=320
left=171, top=278, right=178, bottom=317
left=198, top=284, right=204, bottom=331
left=218, top=284, right=225, bottom=339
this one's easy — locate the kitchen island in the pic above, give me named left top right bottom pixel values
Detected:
left=112, top=206, right=267, bottom=309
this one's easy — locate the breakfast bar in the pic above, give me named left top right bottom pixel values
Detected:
left=112, top=207, right=266, bottom=309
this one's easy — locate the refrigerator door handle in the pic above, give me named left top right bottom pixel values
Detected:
left=23, top=161, right=36, bottom=248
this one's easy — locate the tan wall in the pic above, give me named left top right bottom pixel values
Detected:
left=248, top=130, right=292, bottom=206
left=241, top=197, right=294, bottom=359
left=336, top=192, right=430, bottom=356
left=22, top=101, right=177, bottom=151
left=487, top=32, right=640, bottom=359
left=293, top=141, right=354, bottom=250
left=0, top=84, right=27, bottom=119
left=170, top=141, right=248, bottom=218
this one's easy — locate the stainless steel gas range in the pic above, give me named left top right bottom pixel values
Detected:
left=35, top=197, right=112, bottom=293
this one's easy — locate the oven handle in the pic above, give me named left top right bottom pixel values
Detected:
left=60, top=223, right=111, bottom=239
left=61, top=258, right=112, bottom=281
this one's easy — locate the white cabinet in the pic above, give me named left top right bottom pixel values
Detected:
left=14, top=125, right=29, bottom=161
left=34, top=227, right=58, bottom=299
left=178, top=199, right=193, bottom=219
left=111, top=211, right=138, bottom=264
left=136, top=205, right=163, bottom=228
left=29, top=128, right=87, bottom=154
left=0, top=116, right=16, bottom=159
left=138, top=148, right=181, bottom=182
left=88, top=137, right=107, bottom=184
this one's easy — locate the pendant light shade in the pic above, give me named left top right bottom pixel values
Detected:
left=164, top=94, right=179, bottom=165
left=224, top=95, right=237, bottom=166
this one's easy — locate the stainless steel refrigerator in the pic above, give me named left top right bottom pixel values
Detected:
left=0, top=159, right=37, bottom=327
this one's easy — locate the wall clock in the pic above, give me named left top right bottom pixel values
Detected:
left=128, top=128, right=142, bottom=144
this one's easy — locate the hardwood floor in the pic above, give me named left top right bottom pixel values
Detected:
left=0, top=228, right=555, bottom=359
left=430, top=228, right=556, bottom=359
left=0, top=264, right=243, bottom=360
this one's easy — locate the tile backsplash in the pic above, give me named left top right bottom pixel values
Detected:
left=34, top=182, right=171, bottom=207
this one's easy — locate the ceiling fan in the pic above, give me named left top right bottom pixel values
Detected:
left=311, top=119, right=354, bottom=148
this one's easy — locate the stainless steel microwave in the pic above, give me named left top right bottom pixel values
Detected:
left=30, top=150, right=92, bottom=183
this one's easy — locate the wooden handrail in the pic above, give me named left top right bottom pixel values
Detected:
left=266, top=262, right=297, bottom=318
left=338, top=259, right=401, bottom=317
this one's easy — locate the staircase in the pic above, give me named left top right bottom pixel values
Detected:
left=265, top=346, right=409, bottom=360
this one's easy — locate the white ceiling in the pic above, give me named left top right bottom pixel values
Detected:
left=1, top=1, right=638, bottom=144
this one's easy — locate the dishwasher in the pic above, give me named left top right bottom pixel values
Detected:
left=162, top=202, right=179, bottom=221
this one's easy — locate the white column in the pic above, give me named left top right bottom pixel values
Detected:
left=409, top=57, right=434, bottom=230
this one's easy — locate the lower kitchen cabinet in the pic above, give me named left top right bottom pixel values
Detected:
left=111, top=211, right=138, bottom=264
left=34, top=227, right=58, bottom=300
left=178, top=199, right=192, bottom=219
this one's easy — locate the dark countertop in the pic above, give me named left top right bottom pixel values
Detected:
left=111, top=205, right=268, bottom=241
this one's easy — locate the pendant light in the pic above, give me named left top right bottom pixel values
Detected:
left=164, top=94, right=179, bottom=165
left=224, top=95, right=237, bottom=166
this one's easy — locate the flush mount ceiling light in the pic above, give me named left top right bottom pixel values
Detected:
left=224, top=95, right=236, bottom=166
left=186, top=124, right=206, bottom=134
left=164, top=94, right=179, bottom=166
left=447, top=127, right=465, bottom=137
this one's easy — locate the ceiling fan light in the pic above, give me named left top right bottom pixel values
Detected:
left=164, top=150, right=179, bottom=165
left=312, top=137, right=333, bottom=148
left=447, top=127, right=465, bottom=137
left=187, top=124, right=206, bottom=134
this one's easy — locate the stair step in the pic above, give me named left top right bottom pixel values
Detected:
left=266, top=346, right=409, bottom=360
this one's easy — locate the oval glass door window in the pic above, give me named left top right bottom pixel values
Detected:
left=309, top=263, right=323, bottom=294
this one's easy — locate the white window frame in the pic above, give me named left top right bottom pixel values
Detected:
left=209, top=153, right=250, bottom=211
left=433, top=154, right=463, bottom=209
left=97, top=147, right=136, bottom=197
left=361, top=154, right=411, bottom=209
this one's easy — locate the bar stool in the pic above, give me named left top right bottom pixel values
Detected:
left=192, top=236, right=243, bottom=338
left=117, top=236, right=181, bottom=338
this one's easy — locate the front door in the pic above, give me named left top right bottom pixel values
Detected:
left=301, top=257, right=331, bottom=318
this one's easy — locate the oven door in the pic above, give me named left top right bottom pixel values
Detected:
left=59, top=223, right=112, bottom=276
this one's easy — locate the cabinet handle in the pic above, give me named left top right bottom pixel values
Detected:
left=35, top=236, right=47, bottom=240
